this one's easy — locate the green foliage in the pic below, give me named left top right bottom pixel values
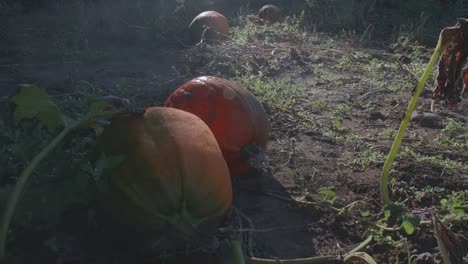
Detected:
left=333, top=103, right=352, bottom=116
left=231, top=13, right=305, bottom=46
left=361, top=209, right=370, bottom=217
left=382, top=203, right=420, bottom=235
left=401, top=213, right=419, bottom=235
left=350, top=150, right=385, bottom=170
left=435, top=119, right=468, bottom=149
left=11, top=85, right=64, bottom=130
left=440, top=190, right=468, bottom=215
left=384, top=202, right=405, bottom=226
left=236, top=74, right=305, bottom=112
left=0, top=85, right=129, bottom=259
left=378, top=128, right=397, bottom=140
left=320, top=187, right=338, bottom=204
left=400, top=147, right=468, bottom=172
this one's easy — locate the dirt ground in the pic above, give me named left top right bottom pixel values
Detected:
left=1, top=5, right=467, bottom=264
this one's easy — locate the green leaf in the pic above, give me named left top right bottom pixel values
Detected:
left=306, top=0, right=316, bottom=7
left=331, top=117, right=344, bottom=130
left=383, top=202, right=404, bottom=225
left=320, top=187, right=337, bottom=203
left=96, top=153, right=127, bottom=171
left=440, top=198, right=448, bottom=207
left=453, top=204, right=468, bottom=212
left=361, top=209, right=370, bottom=217
left=402, top=213, right=420, bottom=235
left=11, top=85, right=64, bottom=130
left=78, top=100, right=122, bottom=129
left=88, top=100, right=118, bottom=117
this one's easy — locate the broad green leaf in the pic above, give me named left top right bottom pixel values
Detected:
left=383, top=202, right=404, bottom=225
left=11, top=85, right=64, bottom=130
left=402, top=213, right=420, bottom=235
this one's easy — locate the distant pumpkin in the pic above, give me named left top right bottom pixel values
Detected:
left=259, top=4, right=282, bottom=23
left=97, top=107, right=232, bottom=240
left=189, top=11, right=230, bottom=43
left=164, top=76, right=270, bottom=176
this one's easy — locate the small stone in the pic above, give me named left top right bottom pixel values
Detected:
left=369, top=111, right=385, bottom=120
left=411, top=111, right=445, bottom=129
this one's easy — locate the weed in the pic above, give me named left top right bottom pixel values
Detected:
left=333, top=103, right=352, bottom=116
left=320, top=186, right=338, bottom=204
left=400, top=147, right=468, bottom=172
left=440, top=190, right=468, bottom=215
left=378, top=128, right=397, bottom=139
left=231, top=12, right=309, bottom=47
left=435, top=119, right=468, bottom=150
left=307, top=99, right=331, bottom=113
left=349, top=150, right=386, bottom=170
left=235, top=74, right=305, bottom=112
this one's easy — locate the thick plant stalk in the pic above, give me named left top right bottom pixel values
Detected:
left=231, top=239, right=246, bottom=264
left=0, top=125, right=73, bottom=261
left=380, top=32, right=449, bottom=205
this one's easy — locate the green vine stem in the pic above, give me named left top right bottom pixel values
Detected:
left=343, top=252, right=377, bottom=264
left=247, top=255, right=340, bottom=264
left=0, top=125, right=74, bottom=261
left=0, top=99, right=122, bottom=262
left=379, top=31, right=449, bottom=205
left=244, top=235, right=373, bottom=264
left=347, top=235, right=373, bottom=255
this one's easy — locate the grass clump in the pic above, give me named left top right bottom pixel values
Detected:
left=236, top=74, right=305, bottom=112
left=435, top=119, right=468, bottom=150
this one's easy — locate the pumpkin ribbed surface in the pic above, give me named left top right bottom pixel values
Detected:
left=98, top=107, right=232, bottom=239
left=189, top=11, right=229, bottom=43
left=164, top=76, right=270, bottom=176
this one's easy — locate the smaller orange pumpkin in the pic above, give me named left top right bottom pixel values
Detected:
left=189, top=11, right=230, bottom=43
left=164, top=76, right=270, bottom=176
left=259, top=4, right=282, bottom=23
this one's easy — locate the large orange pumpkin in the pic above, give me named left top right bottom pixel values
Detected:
left=97, top=107, right=232, bottom=240
left=164, top=76, right=270, bottom=176
left=189, top=11, right=229, bottom=43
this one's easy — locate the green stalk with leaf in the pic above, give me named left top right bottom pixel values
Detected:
left=379, top=21, right=461, bottom=205
left=0, top=86, right=126, bottom=261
